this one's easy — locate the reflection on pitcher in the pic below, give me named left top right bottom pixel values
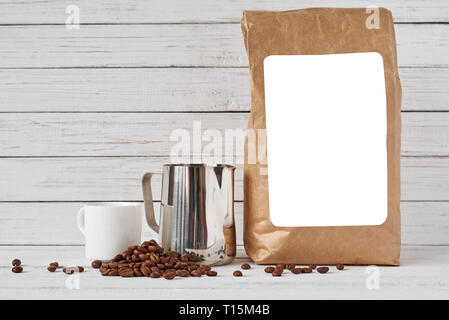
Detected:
left=142, top=164, right=236, bottom=266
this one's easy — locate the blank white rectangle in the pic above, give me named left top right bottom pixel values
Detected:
left=264, top=52, right=388, bottom=227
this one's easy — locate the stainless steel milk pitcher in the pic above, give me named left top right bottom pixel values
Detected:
left=142, top=164, right=236, bottom=265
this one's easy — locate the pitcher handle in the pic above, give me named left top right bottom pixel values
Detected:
left=142, top=172, right=160, bottom=233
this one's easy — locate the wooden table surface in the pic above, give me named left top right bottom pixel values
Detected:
left=1, top=245, right=448, bottom=300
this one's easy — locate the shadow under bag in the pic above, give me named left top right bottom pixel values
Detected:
left=241, top=8, right=402, bottom=265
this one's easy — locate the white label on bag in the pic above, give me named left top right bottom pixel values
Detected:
left=264, top=52, right=388, bottom=227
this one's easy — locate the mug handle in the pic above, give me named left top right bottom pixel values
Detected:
left=142, top=173, right=160, bottom=233
left=77, top=207, right=86, bottom=236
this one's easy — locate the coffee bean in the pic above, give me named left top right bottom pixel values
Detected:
left=163, top=272, right=176, bottom=280
left=148, top=240, right=158, bottom=246
left=47, top=266, right=57, bottom=272
left=274, top=268, right=283, bottom=276
left=109, top=269, right=119, bottom=276
left=91, top=260, right=102, bottom=268
left=150, top=253, right=160, bottom=264
left=336, top=264, right=344, bottom=270
left=317, top=267, right=329, bottom=274
left=133, top=249, right=143, bottom=256
left=12, top=259, right=21, bottom=267
left=272, top=270, right=282, bottom=277
left=133, top=268, right=143, bottom=277
left=138, top=254, right=148, bottom=261
left=276, top=264, right=285, bottom=270
left=264, top=266, right=275, bottom=273
left=233, top=270, right=243, bottom=277
left=77, top=266, right=84, bottom=272
left=291, top=268, right=302, bottom=274
left=241, top=263, right=251, bottom=270
left=302, top=267, right=313, bottom=273
left=119, top=268, right=134, bottom=277
left=63, top=267, right=74, bottom=274
left=141, top=241, right=151, bottom=247
left=176, top=269, right=189, bottom=277
left=200, top=265, right=211, bottom=271
left=141, top=265, right=150, bottom=277
left=157, top=263, right=166, bottom=270
left=286, top=264, right=296, bottom=270
left=112, top=254, right=123, bottom=262
left=206, top=271, right=217, bottom=277
left=180, top=255, right=189, bottom=262
left=101, top=269, right=110, bottom=276
left=49, top=262, right=59, bottom=268
left=150, top=271, right=161, bottom=278
left=12, top=266, right=23, bottom=273
left=309, top=264, right=316, bottom=270
left=191, top=270, right=202, bottom=277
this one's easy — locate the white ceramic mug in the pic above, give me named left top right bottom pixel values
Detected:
left=78, top=202, right=143, bottom=260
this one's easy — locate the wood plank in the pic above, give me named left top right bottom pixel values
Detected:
left=0, top=157, right=447, bottom=202
left=0, top=67, right=447, bottom=112
left=0, top=24, right=447, bottom=68
left=0, top=112, right=448, bottom=157
left=0, top=0, right=447, bottom=23
left=0, top=245, right=448, bottom=299
left=0, top=68, right=250, bottom=112
left=401, top=157, right=449, bottom=201
left=0, top=113, right=249, bottom=157
left=0, top=157, right=243, bottom=202
left=402, top=112, right=449, bottom=156
left=0, top=201, right=447, bottom=246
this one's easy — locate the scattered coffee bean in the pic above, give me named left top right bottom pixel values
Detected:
left=309, top=264, right=316, bottom=270
left=47, top=265, right=57, bottom=272
left=119, top=268, right=134, bottom=277
left=200, top=265, right=211, bottom=271
left=12, top=259, right=21, bottom=267
left=49, top=262, right=59, bottom=268
left=233, top=270, right=243, bottom=277
left=276, top=264, right=285, bottom=270
left=191, top=270, right=202, bottom=277
left=206, top=270, right=218, bottom=277
left=63, top=267, right=74, bottom=275
left=291, top=268, right=302, bottom=274
left=163, top=272, right=176, bottom=280
left=109, top=269, right=119, bottom=276
left=336, top=264, right=344, bottom=270
left=77, top=266, right=84, bottom=272
left=91, top=260, right=102, bottom=269
left=264, top=266, right=275, bottom=273
left=302, top=267, right=313, bottom=273
left=176, top=270, right=189, bottom=277
left=317, top=267, right=329, bottom=274
left=241, top=263, right=251, bottom=270
left=180, top=254, right=189, bottom=262
left=12, top=266, right=23, bottom=273
left=272, top=269, right=282, bottom=277
left=150, top=271, right=161, bottom=278
left=286, top=264, right=296, bottom=270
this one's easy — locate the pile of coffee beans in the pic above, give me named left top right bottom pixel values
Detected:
left=93, top=240, right=218, bottom=280
left=11, top=259, right=23, bottom=273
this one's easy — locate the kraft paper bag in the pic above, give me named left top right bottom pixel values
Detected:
left=241, top=8, right=402, bottom=265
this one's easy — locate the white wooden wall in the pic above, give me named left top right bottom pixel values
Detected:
left=0, top=0, right=448, bottom=249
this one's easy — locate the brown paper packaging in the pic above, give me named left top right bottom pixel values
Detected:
left=241, top=8, right=402, bottom=265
